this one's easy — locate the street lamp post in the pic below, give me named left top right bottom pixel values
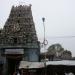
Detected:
left=42, top=17, right=46, bottom=59
left=42, top=17, right=48, bottom=75
left=42, top=17, right=45, bottom=45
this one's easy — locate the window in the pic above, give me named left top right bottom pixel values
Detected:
left=18, top=14, right=21, bottom=17
left=13, top=38, right=17, bottom=44
left=17, top=20, right=20, bottom=23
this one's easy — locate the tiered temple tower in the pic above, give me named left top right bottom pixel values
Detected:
left=0, top=5, right=40, bottom=75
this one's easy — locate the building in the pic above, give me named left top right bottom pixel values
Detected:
left=19, top=60, right=75, bottom=75
left=0, top=5, right=40, bottom=75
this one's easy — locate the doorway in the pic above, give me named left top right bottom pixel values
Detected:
left=6, top=54, right=22, bottom=75
left=7, top=58, right=20, bottom=75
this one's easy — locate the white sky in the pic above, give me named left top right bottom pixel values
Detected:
left=0, top=0, right=75, bottom=56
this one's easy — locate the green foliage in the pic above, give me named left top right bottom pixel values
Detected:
left=47, top=43, right=72, bottom=57
left=48, top=43, right=64, bottom=52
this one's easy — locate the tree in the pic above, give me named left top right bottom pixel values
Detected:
left=61, top=50, right=72, bottom=60
left=40, top=43, right=72, bottom=61
left=47, top=43, right=64, bottom=57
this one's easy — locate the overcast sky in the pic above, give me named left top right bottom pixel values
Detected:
left=0, top=0, right=75, bottom=56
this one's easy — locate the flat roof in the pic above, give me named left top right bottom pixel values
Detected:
left=46, top=60, right=75, bottom=66
left=19, top=61, right=44, bottom=69
left=19, top=60, right=75, bottom=69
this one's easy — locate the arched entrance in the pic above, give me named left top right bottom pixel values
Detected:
left=6, top=54, right=23, bottom=75
left=5, top=49, right=24, bottom=75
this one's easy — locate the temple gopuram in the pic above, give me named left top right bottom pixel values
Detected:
left=0, top=5, right=40, bottom=75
